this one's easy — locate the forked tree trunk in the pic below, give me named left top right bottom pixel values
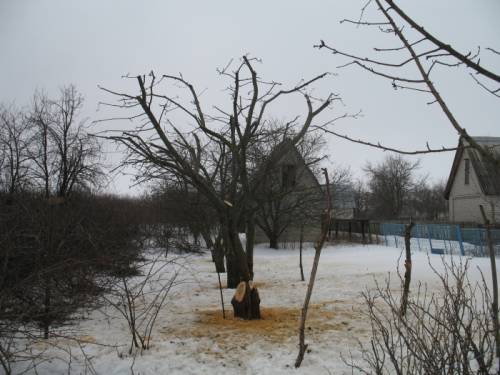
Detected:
left=219, top=214, right=261, bottom=318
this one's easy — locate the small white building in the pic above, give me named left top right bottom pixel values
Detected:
left=444, top=136, right=500, bottom=223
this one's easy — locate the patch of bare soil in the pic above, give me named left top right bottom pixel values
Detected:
left=161, top=300, right=365, bottom=348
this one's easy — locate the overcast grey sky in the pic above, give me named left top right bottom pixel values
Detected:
left=1, top=0, right=499, bottom=195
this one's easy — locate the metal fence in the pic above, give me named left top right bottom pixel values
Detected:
left=380, top=223, right=500, bottom=257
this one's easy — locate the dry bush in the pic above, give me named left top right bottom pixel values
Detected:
left=103, top=251, right=185, bottom=355
left=345, top=257, right=498, bottom=374
left=0, top=193, right=143, bottom=373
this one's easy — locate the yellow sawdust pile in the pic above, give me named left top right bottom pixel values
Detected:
left=187, top=301, right=361, bottom=344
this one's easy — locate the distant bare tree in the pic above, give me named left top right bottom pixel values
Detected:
left=0, top=105, right=31, bottom=194
left=364, top=155, right=421, bottom=219
left=252, top=123, right=327, bottom=248
left=410, top=180, right=447, bottom=220
left=352, top=179, right=369, bottom=218
left=28, top=86, right=103, bottom=198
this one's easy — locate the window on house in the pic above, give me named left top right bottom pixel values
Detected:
left=281, top=164, right=297, bottom=189
left=464, top=158, right=470, bottom=185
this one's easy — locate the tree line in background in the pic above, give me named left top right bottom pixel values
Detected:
left=1, top=0, right=498, bottom=369
left=354, top=154, right=447, bottom=221
left=0, top=87, right=149, bottom=373
left=0, top=85, right=101, bottom=196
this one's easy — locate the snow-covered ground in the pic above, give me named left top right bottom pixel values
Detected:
left=10, top=243, right=497, bottom=375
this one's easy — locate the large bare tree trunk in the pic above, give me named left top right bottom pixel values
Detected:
left=225, top=252, right=239, bottom=288
left=231, top=281, right=261, bottom=319
left=269, top=235, right=279, bottom=250
left=223, top=220, right=261, bottom=319
left=212, top=234, right=225, bottom=273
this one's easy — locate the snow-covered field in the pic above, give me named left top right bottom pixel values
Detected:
left=10, top=243, right=497, bottom=375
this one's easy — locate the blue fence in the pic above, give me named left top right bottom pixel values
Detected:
left=380, top=223, right=500, bottom=257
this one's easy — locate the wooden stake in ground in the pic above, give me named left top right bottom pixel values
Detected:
left=299, top=223, right=305, bottom=282
left=295, top=169, right=331, bottom=368
left=400, top=221, right=414, bottom=317
left=217, top=270, right=226, bottom=319
left=479, top=205, right=500, bottom=361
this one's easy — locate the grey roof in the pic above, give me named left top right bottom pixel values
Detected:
left=444, top=136, right=500, bottom=198
left=467, top=137, right=500, bottom=196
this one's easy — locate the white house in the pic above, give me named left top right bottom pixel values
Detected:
left=444, top=136, right=500, bottom=223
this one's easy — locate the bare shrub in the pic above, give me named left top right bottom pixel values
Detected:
left=104, top=251, right=185, bottom=354
left=345, top=257, right=498, bottom=374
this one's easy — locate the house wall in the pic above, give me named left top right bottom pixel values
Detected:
left=276, top=150, right=319, bottom=190
left=448, top=153, right=500, bottom=223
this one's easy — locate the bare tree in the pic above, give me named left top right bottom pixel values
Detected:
left=100, top=57, right=335, bottom=319
left=104, top=251, right=182, bottom=354
left=316, top=0, right=500, bottom=168
left=0, top=104, right=31, bottom=194
left=410, top=180, right=447, bottom=220
left=315, top=6, right=500, bottom=370
left=28, top=86, right=103, bottom=198
left=364, top=154, right=421, bottom=219
left=252, top=125, right=327, bottom=248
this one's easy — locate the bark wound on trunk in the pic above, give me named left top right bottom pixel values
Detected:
left=231, top=281, right=261, bottom=320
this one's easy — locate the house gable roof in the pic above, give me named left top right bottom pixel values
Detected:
left=266, top=138, right=322, bottom=189
left=444, top=136, right=500, bottom=199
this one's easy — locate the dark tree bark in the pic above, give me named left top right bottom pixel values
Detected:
left=299, top=224, right=305, bottom=282
left=212, top=234, right=226, bottom=273
left=245, top=214, right=256, bottom=279
left=231, top=281, right=261, bottom=320
left=269, top=234, right=279, bottom=250
left=400, top=221, right=414, bottom=317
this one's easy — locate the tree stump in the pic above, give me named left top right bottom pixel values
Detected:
left=231, top=281, right=261, bottom=319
